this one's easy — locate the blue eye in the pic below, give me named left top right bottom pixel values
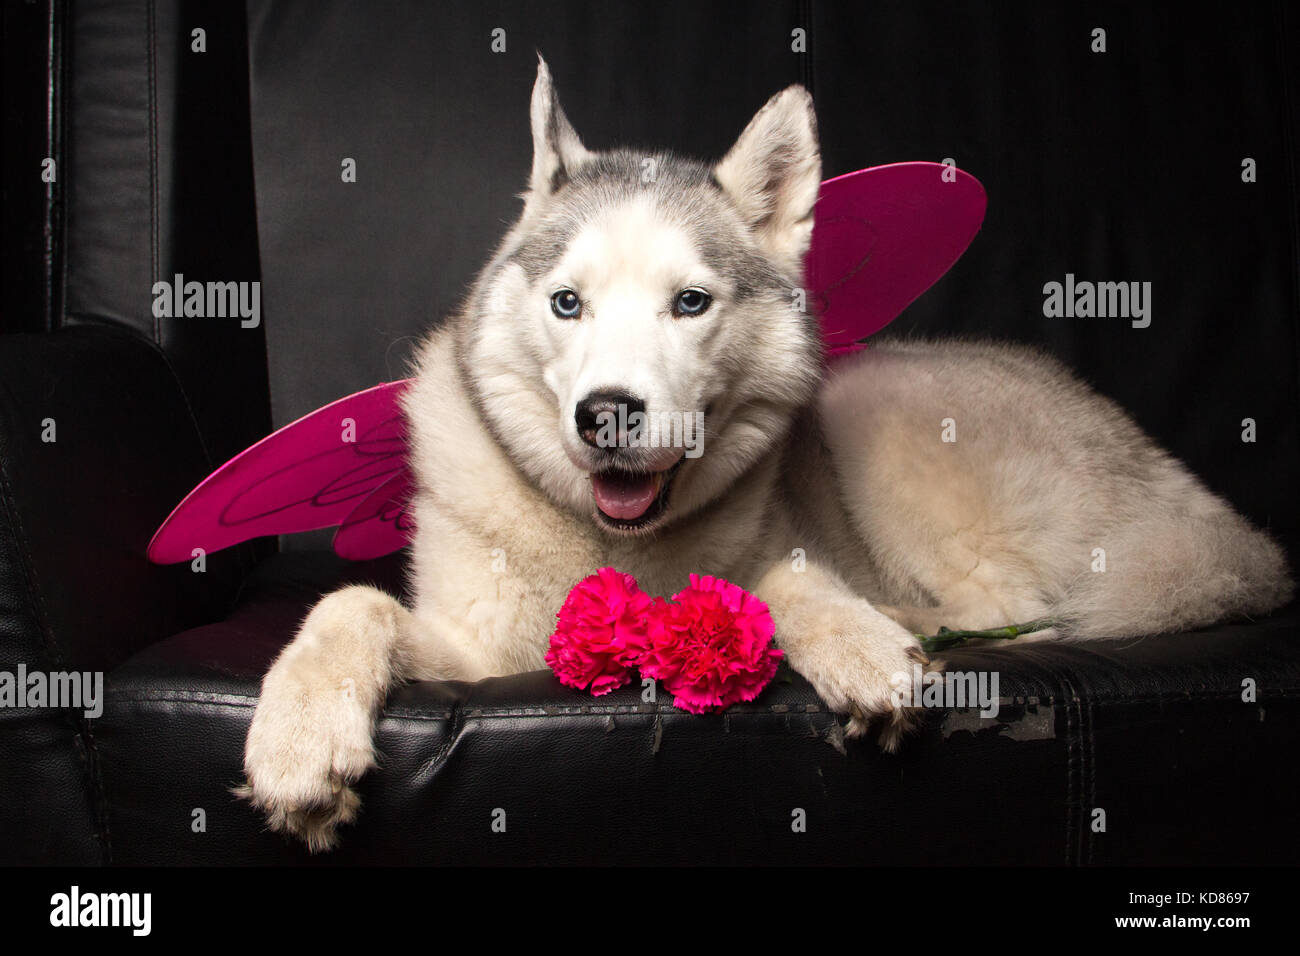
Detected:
left=551, top=289, right=582, bottom=318
left=674, top=288, right=712, bottom=316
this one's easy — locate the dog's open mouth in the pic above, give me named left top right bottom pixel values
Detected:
left=590, top=462, right=680, bottom=528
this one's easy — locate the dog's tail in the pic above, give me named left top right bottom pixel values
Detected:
left=1053, top=509, right=1294, bottom=639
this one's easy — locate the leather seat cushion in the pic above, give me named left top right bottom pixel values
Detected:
left=96, top=550, right=1300, bottom=865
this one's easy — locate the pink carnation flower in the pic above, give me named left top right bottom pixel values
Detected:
left=544, top=567, right=654, bottom=695
left=639, top=574, right=783, bottom=714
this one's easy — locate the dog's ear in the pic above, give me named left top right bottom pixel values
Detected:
left=714, top=86, right=821, bottom=274
left=527, top=55, right=592, bottom=203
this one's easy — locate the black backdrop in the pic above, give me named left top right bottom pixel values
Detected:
left=244, top=0, right=1299, bottom=542
left=4, top=0, right=1298, bottom=540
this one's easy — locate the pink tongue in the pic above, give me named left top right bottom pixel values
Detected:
left=592, top=472, right=658, bottom=520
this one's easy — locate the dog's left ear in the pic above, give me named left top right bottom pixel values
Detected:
left=714, top=86, right=821, bottom=274
left=527, top=55, right=592, bottom=203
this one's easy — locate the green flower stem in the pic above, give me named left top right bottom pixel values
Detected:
left=917, top=619, right=1057, bottom=654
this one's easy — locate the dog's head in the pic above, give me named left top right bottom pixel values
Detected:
left=463, top=57, right=823, bottom=535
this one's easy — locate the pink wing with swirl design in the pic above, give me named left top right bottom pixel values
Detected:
left=147, top=381, right=411, bottom=563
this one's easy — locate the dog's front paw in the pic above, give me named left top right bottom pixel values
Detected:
left=236, top=665, right=377, bottom=853
left=791, top=607, right=932, bottom=752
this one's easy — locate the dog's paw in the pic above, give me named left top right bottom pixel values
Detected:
left=236, top=666, right=377, bottom=853
left=792, top=607, right=932, bottom=752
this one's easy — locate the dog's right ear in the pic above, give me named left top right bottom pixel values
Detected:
left=527, top=55, right=591, bottom=203
left=714, top=86, right=821, bottom=275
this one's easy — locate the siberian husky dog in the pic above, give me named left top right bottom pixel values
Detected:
left=240, top=58, right=1293, bottom=850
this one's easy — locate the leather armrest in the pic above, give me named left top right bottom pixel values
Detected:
left=0, top=323, right=258, bottom=676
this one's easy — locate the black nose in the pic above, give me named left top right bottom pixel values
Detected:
left=575, top=391, right=645, bottom=448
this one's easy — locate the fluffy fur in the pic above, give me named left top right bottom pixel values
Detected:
left=239, top=58, right=1293, bottom=851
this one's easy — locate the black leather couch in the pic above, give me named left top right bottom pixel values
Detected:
left=2, top=1, right=1298, bottom=865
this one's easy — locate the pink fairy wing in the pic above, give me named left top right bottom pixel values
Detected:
left=808, top=162, right=987, bottom=355
left=147, top=380, right=412, bottom=563
left=332, top=470, right=416, bottom=560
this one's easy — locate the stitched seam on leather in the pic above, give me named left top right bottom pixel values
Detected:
left=107, top=691, right=260, bottom=706
left=1083, top=693, right=1096, bottom=865
left=1002, top=654, right=1079, bottom=864
left=102, top=695, right=826, bottom=721
left=0, top=446, right=110, bottom=862
left=1067, top=659, right=1100, bottom=866
left=454, top=704, right=829, bottom=718
left=146, top=0, right=159, bottom=344
left=102, top=687, right=1286, bottom=712
left=1072, top=690, right=1299, bottom=704
left=54, top=0, right=69, bottom=330
left=452, top=691, right=1286, bottom=711
left=1071, top=686, right=1081, bottom=863
left=44, top=0, right=64, bottom=331
left=377, top=711, right=456, bottom=721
